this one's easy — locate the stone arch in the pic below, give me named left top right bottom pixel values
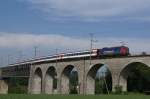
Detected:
left=119, top=62, right=150, bottom=92
left=86, top=63, right=112, bottom=94
left=44, top=66, right=57, bottom=94
left=60, top=65, right=79, bottom=94
left=32, top=67, right=42, bottom=94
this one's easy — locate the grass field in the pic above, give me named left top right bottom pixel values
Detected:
left=0, top=94, right=150, bottom=99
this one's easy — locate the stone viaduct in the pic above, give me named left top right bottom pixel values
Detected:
left=0, top=55, right=150, bottom=94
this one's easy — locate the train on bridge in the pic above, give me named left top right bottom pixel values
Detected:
left=32, top=46, right=130, bottom=62
left=60, top=46, right=129, bottom=58
left=4, top=46, right=130, bottom=65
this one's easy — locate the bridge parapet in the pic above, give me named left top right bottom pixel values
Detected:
left=0, top=64, right=30, bottom=78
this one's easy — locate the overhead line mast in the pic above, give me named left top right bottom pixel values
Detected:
left=89, top=33, right=98, bottom=65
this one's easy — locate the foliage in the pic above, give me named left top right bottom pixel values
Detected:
left=7, top=78, right=28, bottom=94
left=53, top=78, right=57, bottom=89
left=127, top=63, right=150, bottom=93
left=141, top=52, right=147, bottom=55
left=95, top=71, right=112, bottom=94
left=69, top=71, right=78, bottom=94
left=114, top=85, right=123, bottom=94
left=70, top=86, right=78, bottom=94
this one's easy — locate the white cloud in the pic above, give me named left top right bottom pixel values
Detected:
left=0, top=32, right=150, bottom=54
left=0, top=32, right=89, bottom=49
left=20, top=0, right=150, bottom=21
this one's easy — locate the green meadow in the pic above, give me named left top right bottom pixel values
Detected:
left=0, top=94, right=150, bottom=99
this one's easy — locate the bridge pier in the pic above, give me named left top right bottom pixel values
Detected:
left=78, top=72, right=84, bottom=95
left=44, top=74, right=53, bottom=94
left=44, top=67, right=58, bottom=94
left=30, top=68, right=42, bottom=94
left=119, top=76, right=127, bottom=92
left=86, top=75, right=95, bottom=94
left=60, top=74, right=70, bottom=94
left=111, top=74, right=119, bottom=92
left=0, top=79, right=8, bottom=94
left=109, top=61, right=128, bottom=93
left=31, top=74, right=42, bottom=94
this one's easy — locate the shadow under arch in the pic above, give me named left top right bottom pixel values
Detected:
left=86, top=63, right=112, bottom=95
left=32, top=67, right=42, bottom=94
left=119, top=62, right=150, bottom=93
left=44, top=66, right=57, bottom=94
left=60, top=65, right=79, bottom=94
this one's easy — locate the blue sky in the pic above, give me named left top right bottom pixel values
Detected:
left=0, top=0, right=150, bottom=66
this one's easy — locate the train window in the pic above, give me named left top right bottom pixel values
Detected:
left=85, top=52, right=89, bottom=54
left=79, top=53, right=82, bottom=55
